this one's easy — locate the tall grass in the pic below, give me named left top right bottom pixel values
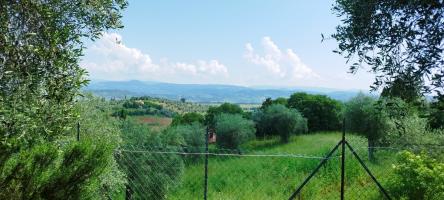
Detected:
left=168, top=132, right=397, bottom=199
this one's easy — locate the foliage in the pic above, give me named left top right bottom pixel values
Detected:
left=205, top=103, right=244, bottom=129
left=163, top=123, right=206, bottom=162
left=164, top=123, right=205, bottom=150
left=118, top=119, right=184, bottom=200
left=429, top=95, right=444, bottom=129
left=260, top=97, right=288, bottom=109
left=344, top=93, right=391, bottom=160
left=0, top=140, right=113, bottom=200
left=380, top=74, right=424, bottom=105
left=287, top=92, right=342, bottom=132
left=0, top=0, right=127, bottom=199
left=253, top=104, right=307, bottom=143
left=114, top=98, right=174, bottom=117
left=215, top=114, right=255, bottom=149
left=331, top=0, right=444, bottom=96
left=388, top=151, right=444, bottom=200
left=171, top=112, right=205, bottom=126
left=384, top=113, right=444, bottom=159
left=73, top=94, right=126, bottom=198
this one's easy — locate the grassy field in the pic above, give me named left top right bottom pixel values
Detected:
left=168, top=132, right=397, bottom=200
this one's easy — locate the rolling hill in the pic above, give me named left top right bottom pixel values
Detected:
left=84, top=80, right=365, bottom=103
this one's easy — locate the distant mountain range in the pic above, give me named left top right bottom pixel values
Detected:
left=84, top=80, right=367, bottom=103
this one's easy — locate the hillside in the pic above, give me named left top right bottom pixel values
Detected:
left=84, top=80, right=364, bottom=103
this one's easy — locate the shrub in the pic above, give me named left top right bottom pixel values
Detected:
left=215, top=114, right=255, bottom=149
left=0, top=140, right=112, bottom=200
left=254, top=104, right=307, bottom=143
left=388, top=151, right=444, bottom=200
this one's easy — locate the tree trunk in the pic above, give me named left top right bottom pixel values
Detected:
left=125, top=184, right=132, bottom=200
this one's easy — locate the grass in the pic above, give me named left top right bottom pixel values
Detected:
left=168, top=132, right=397, bottom=200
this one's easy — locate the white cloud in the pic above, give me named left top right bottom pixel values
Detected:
left=81, top=32, right=229, bottom=82
left=244, top=36, right=318, bottom=80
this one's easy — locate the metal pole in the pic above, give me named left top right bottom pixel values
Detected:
left=288, top=141, right=342, bottom=200
left=77, top=122, right=80, bottom=141
left=345, top=141, right=392, bottom=200
left=341, top=118, right=345, bottom=200
left=204, top=127, right=209, bottom=200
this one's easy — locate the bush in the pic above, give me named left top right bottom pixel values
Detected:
left=0, top=140, right=112, bottom=200
left=388, top=151, right=444, bottom=200
left=254, top=104, right=307, bottom=143
left=215, top=114, right=255, bottom=149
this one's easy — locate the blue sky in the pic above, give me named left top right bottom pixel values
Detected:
left=81, top=0, right=374, bottom=90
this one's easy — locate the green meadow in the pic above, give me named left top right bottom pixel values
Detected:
left=168, top=132, right=396, bottom=200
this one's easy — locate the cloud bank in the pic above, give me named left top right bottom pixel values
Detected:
left=81, top=32, right=228, bottom=82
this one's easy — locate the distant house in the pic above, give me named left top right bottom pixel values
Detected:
left=208, top=129, right=216, bottom=143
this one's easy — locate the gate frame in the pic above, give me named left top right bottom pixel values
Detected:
left=287, top=119, right=392, bottom=200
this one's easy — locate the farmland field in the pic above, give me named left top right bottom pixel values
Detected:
left=132, top=116, right=172, bottom=130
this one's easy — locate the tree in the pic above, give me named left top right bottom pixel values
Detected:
left=163, top=122, right=206, bottom=162
left=287, top=93, right=342, bottom=132
left=331, top=0, right=444, bottom=97
left=260, top=97, right=288, bottom=109
left=344, top=93, right=389, bottom=160
left=0, top=0, right=127, bottom=199
left=215, top=114, right=255, bottom=149
left=205, top=103, right=244, bottom=129
left=171, top=112, right=205, bottom=126
left=429, top=95, right=444, bottom=129
left=73, top=94, right=126, bottom=198
left=118, top=120, right=183, bottom=200
left=254, top=104, right=307, bottom=143
left=380, top=74, right=423, bottom=105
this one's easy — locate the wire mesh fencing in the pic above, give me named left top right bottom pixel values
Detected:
left=113, top=142, right=420, bottom=200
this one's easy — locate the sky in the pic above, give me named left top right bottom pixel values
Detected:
left=81, top=0, right=375, bottom=90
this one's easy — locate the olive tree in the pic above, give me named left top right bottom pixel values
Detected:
left=215, top=114, right=255, bottom=150
left=254, top=104, right=307, bottom=143
left=0, top=1, right=127, bottom=199
left=332, top=0, right=444, bottom=97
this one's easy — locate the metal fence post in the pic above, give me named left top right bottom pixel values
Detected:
left=77, top=122, right=80, bottom=141
left=341, top=118, right=345, bottom=200
left=204, top=127, right=209, bottom=200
